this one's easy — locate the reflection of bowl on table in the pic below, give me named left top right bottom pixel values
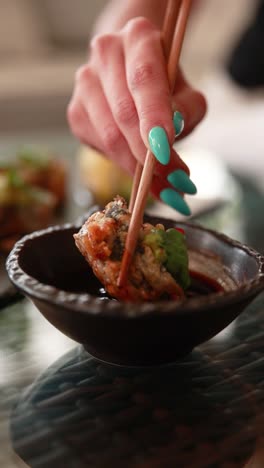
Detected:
left=6, top=210, right=264, bottom=366
left=10, top=346, right=256, bottom=468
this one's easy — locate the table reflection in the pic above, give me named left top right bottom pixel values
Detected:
left=11, top=334, right=263, bottom=468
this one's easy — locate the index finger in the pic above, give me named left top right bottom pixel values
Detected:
left=123, top=18, right=175, bottom=152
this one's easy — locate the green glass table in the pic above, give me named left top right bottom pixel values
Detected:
left=0, top=132, right=264, bottom=468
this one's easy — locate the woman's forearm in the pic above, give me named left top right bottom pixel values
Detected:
left=92, top=0, right=168, bottom=35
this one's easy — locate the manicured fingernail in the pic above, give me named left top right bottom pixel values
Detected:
left=160, top=188, right=191, bottom=216
left=173, top=111, right=184, bottom=137
left=167, top=169, right=197, bottom=195
left=148, top=126, right=170, bottom=165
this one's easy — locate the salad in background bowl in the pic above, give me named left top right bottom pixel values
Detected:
left=0, top=147, right=67, bottom=254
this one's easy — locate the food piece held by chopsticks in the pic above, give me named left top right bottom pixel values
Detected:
left=74, top=196, right=190, bottom=302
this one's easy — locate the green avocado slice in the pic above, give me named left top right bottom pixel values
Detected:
left=143, top=227, right=190, bottom=290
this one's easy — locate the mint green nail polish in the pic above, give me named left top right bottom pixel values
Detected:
left=148, top=126, right=170, bottom=165
left=173, top=111, right=184, bottom=136
left=160, top=188, right=191, bottom=216
left=167, top=169, right=197, bottom=195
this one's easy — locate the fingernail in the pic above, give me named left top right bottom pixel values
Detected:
left=173, top=111, right=184, bottom=137
left=148, top=127, right=170, bottom=165
left=167, top=169, right=197, bottom=195
left=160, top=188, right=191, bottom=216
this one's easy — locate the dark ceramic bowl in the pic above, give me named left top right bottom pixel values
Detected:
left=6, top=209, right=264, bottom=366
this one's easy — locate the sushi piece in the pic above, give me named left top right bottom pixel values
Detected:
left=74, top=196, right=190, bottom=302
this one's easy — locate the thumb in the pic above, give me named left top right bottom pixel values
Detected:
left=172, top=70, right=207, bottom=138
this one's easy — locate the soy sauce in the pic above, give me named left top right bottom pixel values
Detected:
left=95, top=271, right=224, bottom=301
left=187, top=270, right=224, bottom=297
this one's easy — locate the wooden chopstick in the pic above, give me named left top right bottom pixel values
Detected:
left=163, top=0, right=183, bottom=60
left=167, top=0, right=192, bottom=88
left=128, top=0, right=182, bottom=213
left=119, top=0, right=192, bottom=287
left=128, top=162, right=143, bottom=212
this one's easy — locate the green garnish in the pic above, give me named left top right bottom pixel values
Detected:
left=17, top=147, right=51, bottom=169
left=7, top=169, right=25, bottom=188
left=0, top=159, right=12, bottom=170
left=143, top=228, right=190, bottom=290
left=0, top=168, right=54, bottom=206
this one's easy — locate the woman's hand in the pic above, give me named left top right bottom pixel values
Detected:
left=67, top=17, right=206, bottom=214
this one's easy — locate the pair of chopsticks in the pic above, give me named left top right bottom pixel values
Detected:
left=119, top=0, right=192, bottom=287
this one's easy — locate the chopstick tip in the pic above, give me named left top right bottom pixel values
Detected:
left=118, top=249, right=132, bottom=288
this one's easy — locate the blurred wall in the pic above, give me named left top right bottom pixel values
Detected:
left=0, top=0, right=108, bottom=56
left=183, top=0, right=256, bottom=79
left=0, top=0, right=258, bottom=133
left=37, top=0, right=108, bottom=46
left=0, top=0, right=108, bottom=132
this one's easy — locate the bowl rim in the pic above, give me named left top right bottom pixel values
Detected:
left=6, top=218, right=264, bottom=318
